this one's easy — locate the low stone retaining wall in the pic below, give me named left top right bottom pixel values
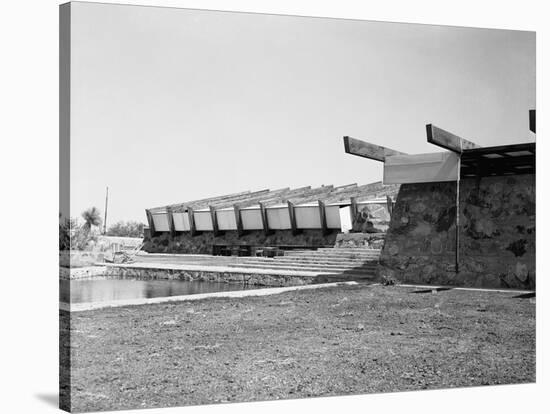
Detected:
left=60, top=266, right=108, bottom=280
left=334, top=233, right=386, bottom=249
left=102, top=265, right=322, bottom=287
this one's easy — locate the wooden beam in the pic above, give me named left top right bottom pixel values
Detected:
left=426, top=124, right=480, bottom=153
left=343, top=136, right=406, bottom=161
left=258, top=202, right=271, bottom=237
left=287, top=201, right=299, bottom=235
left=187, top=207, right=198, bottom=237
left=233, top=204, right=244, bottom=237
left=529, top=110, right=536, bottom=133
left=145, top=209, right=156, bottom=237
left=318, top=200, right=329, bottom=235
left=166, top=206, right=175, bottom=238
left=209, top=206, right=221, bottom=236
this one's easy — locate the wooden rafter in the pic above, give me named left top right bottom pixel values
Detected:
left=426, top=124, right=480, bottom=153
left=166, top=206, right=175, bottom=238
left=318, top=200, right=329, bottom=235
left=145, top=209, right=156, bottom=237
left=233, top=205, right=244, bottom=237
left=343, top=136, right=406, bottom=161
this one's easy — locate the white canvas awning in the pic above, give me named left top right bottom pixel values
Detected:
left=383, top=152, right=460, bottom=184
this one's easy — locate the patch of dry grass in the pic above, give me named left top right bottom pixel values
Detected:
left=61, top=284, right=535, bottom=412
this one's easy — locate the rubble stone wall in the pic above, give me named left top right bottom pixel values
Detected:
left=378, top=174, right=535, bottom=289
left=143, top=229, right=339, bottom=254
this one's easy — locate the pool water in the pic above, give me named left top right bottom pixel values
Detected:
left=60, top=278, right=263, bottom=304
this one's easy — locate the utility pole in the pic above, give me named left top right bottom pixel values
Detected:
left=103, top=186, right=109, bottom=235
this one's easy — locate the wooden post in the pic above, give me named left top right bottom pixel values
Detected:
left=259, top=202, right=271, bottom=236
left=103, top=186, right=108, bottom=234
left=287, top=201, right=299, bottom=235
left=187, top=207, right=197, bottom=237
left=350, top=197, right=358, bottom=226
left=386, top=195, right=393, bottom=218
left=455, top=153, right=461, bottom=274
left=166, top=206, right=175, bottom=238
left=233, top=204, right=244, bottom=237
left=529, top=110, right=536, bottom=133
left=145, top=209, right=156, bottom=237
left=318, top=200, right=329, bottom=235
left=209, top=206, right=220, bottom=236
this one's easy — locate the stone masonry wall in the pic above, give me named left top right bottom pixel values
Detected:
left=144, top=229, right=338, bottom=254
left=378, top=174, right=535, bottom=289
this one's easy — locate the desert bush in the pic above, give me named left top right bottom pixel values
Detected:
left=106, top=221, right=144, bottom=238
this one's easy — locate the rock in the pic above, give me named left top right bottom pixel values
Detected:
left=514, top=262, right=529, bottom=283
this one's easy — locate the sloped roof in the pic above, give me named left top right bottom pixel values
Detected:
left=148, top=181, right=399, bottom=213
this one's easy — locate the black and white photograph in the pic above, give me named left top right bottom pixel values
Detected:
left=3, top=0, right=544, bottom=413
left=57, top=2, right=538, bottom=412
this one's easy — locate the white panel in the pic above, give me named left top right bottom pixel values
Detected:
left=295, top=206, right=321, bottom=229
left=326, top=205, right=341, bottom=229
left=266, top=206, right=291, bottom=229
left=172, top=212, right=190, bottom=231
left=152, top=213, right=169, bottom=232
left=383, top=152, right=459, bottom=184
left=217, top=210, right=237, bottom=231
left=242, top=208, right=263, bottom=230
left=338, top=206, right=352, bottom=233
left=194, top=211, right=213, bottom=231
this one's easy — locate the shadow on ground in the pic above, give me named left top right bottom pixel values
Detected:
left=35, top=393, right=58, bottom=408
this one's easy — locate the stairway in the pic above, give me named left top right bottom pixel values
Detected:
left=226, top=247, right=382, bottom=282
left=134, top=246, right=382, bottom=283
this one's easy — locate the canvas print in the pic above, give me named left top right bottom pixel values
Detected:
left=59, top=2, right=536, bottom=412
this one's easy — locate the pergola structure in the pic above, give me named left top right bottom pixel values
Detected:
left=343, top=110, right=536, bottom=272
left=145, top=182, right=399, bottom=238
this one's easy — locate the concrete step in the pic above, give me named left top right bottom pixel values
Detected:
left=238, top=258, right=378, bottom=267
left=230, top=263, right=378, bottom=272
left=226, top=263, right=377, bottom=273
left=284, top=250, right=380, bottom=256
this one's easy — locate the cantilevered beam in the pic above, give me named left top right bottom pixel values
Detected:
left=209, top=206, right=221, bottom=236
left=258, top=202, right=271, bottom=237
left=233, top=205, right=244, bottom=237
left=343, top=136, right=406, bottom=161
left=318, top=200, right=329, bottom=236
left=426, top=124, right=480, bottom=153
left=287, top=201, right=299, bottom=235
left=187, top=207, right=198, bottom=237
left=166, top=206, right=175, bottom=238
left=145, top=209, right=156, bottom=237
left=529, top=110, right=536, bottom=133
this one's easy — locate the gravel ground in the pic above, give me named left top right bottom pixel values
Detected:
left=60, top=284, right=535, bottom=412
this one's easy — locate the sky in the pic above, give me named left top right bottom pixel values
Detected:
left=69, top=2, right=535, bottom=225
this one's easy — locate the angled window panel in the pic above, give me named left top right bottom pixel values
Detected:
left=383, top=152, right=459, bottom=184
left=241, top=208, right=263, bottom=230
left=266, top=206, right=291, bottom=229
left=152, top=213, right=170, bottom=232
left=172, top=212, right=189, bottom=231
left=216, top=209, right=237, bottom=231
left=194, top=211, right=213, bottom=231
left=325, top=205, right=342, bottom=229
left=295, top=205, right=321, bottom=229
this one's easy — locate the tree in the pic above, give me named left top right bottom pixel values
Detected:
left=106, top=221, right=145, bottom=238
left=81, top=207, right=102, bottom=234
